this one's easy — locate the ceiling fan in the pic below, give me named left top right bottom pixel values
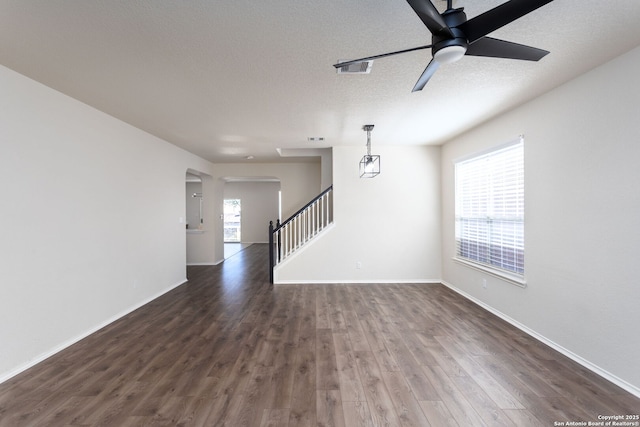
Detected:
left=333, top=0, right=555, bottom=92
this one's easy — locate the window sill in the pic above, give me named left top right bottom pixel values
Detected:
left=453, top=257, right=527, bottom=288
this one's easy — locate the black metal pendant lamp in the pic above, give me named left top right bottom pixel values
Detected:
left=359, top=124, right=380, bottom=178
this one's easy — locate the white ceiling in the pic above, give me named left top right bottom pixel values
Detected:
left=2, top=0, right=640, bottom=163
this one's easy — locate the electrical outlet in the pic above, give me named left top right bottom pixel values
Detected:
left=356, top=261, right=362, bottom=269
left=482, top=278, right=487, bottom=289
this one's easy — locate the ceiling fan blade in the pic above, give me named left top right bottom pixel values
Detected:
left=466, top=37, right=549, bottom=61
left=459, top=0, right=554, bottom=43
left=333, top=44, right=432, bottom=69
left=406, top=0, right=454, bottom=38
left=412, top=59, right=440, bottom=92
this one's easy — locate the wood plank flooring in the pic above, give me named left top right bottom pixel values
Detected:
left=0, top=244, right=638, bottom=426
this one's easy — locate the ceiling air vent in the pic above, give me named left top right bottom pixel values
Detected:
left=336, top=60, right=373, bottom=74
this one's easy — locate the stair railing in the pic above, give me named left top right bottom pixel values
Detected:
left=269, top=185, right=333, bottom=282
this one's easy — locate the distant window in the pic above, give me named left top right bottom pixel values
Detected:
left=455, top=138, right=524, bottom=278
left=223, top=199, right=241, bottom=242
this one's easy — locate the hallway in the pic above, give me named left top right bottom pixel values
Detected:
left=0, top=244, right=637, bottom=426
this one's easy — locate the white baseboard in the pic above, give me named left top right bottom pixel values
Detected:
left=440, top=280, right=640, bottom=399
left=0, top=278, right=188, bottom=385
left=187, top=260, right=223, bottom=266
left=274, top=279, right=441, bottom=285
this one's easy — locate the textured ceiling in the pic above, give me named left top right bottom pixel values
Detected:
left=2, top=0, right=640, bottom=163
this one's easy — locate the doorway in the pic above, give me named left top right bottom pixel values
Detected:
left=185, top=169, right=217, bottom=270
left=223, top=198, right=246, bottom=258
left=223, top=199, right=241, bottom=243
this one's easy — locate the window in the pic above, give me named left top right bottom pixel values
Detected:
left=455, top=138, right=524, bottom=281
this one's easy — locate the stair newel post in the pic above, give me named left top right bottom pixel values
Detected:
left=276, top=219, right=281, bottom=264
left=268, top=220, right=274, bottom=283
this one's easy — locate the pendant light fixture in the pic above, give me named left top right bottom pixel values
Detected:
left=359, top=124, right=380, bottom=178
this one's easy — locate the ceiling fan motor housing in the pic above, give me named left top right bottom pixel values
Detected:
left=432, top=8, right=469, bottom=62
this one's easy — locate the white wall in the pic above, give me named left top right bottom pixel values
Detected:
left=0, top=64, right=216, bottom=381
left=203, top=162, right=320, bottom=265
left=275, top=145, right=442, bottom=283
left=214, top=162, right=321, bottom=219
left=185, top=181, right=203, bottom=229
left=319, top=148, right=333, bottom=191
left=224, top=181, right=280, bottom=243
left=441, top=46, right=640, bottom=394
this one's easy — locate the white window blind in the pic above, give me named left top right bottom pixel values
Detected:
left=455, top=138, right=524, bottom=276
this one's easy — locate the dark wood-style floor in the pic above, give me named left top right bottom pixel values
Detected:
left=0, top=244, right=638, bottom=426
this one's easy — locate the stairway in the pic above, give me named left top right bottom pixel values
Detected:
left=268, top=186, right=333, bottom=282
